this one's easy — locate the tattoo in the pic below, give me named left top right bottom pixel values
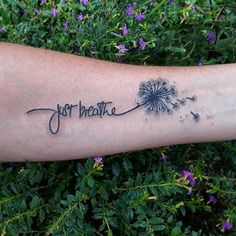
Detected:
left=190, top=111, right=200, bottom=122
left=26, top=78, right=200, bottom=134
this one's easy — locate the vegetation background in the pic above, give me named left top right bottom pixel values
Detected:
left=0, top=0, right=236, bottom=235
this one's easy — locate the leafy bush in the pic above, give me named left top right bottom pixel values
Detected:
left=0, top=0, right=236, bottom=235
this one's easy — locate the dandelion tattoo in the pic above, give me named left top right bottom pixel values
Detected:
left=26, top=78, right=200, bottom=134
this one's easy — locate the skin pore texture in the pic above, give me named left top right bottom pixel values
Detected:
left=0, top=42, right=236, bottom=162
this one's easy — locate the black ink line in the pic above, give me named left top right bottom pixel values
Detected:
left=190, top=111, right=200, bottom=122
left=26, top=108, right=56, bottom=113
left=186, top=96, right=197, bottom=102
left=177, top=98, right=186, bottom=106
left=113, top=103, right=142, bottom=116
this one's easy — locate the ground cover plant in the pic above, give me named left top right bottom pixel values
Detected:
left=0, top=0, right=236, bottom=235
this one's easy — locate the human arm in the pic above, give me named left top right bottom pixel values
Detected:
left=0, top=42, right=236, bottom=161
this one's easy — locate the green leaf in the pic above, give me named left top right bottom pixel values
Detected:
left=111, top=162, right=120, bottom=177
left=39, top=208, right=45, bottom=222
left=77, top=163, right=85, bottom=176
left=215, top=38, right=235, bottom=51
left=133, top=221, right=147, bottom=228
left=149, top=217, right=164, bottom=225
left=30, top=196, right=40, bottom=209
left=0, top=6, right=10, bottom=24
left=87, top=176, right=95, bottom=188
left=135, top=173, right=142, bottom=185
left=153, top=225, right=166, bottom=231
left=171, top=226, right=182, bottom=236
left=165, top=47, right=186, bottom=53
left=192, top=231, right=198, bottom=236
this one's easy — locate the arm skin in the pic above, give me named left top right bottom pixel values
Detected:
left=0, top=42, right=236, bottom=162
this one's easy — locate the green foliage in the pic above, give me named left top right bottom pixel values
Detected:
left=0, top=0, right=236, bottom=235
left=1, top=143, right=236, bottom=235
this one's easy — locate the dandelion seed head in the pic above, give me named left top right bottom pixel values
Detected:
left=138, top=79, right=177, bottom=115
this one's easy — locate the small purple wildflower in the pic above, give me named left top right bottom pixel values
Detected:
left=168, top=0, right=174, bottom=4
left=76, top=13, right=84, bottom=21
left=134, top=12, right=145, bottom=22
left=63, top=22, right=69, bottom=30
left=187, top=187, right=193, bottom=195
left=125, top=4, right=133, bottom=16
left=190, top=4, right=196, bottom=11
left=180, top=170, right=196, bottom=187
left=207, top=31, right=216, bottom=42
left=122, top=24, right=128, bottom=36
left=0, top=26, right=5, bottom=33
left=221, top=221, right=233, bottom=232
left=80, top=0, right=89, bottom=5
left=22, top=9, right=28, bottom=14
left=139, top=38, right=146, bottom=51
left=208, top=195, right=217, bottom=204
left=93, top=156, right=104, bottom=164
left=51, top=7, right=57, bottom=18
left=33, top=8, right=41, bottom=15
left=219, top=14, right=225, bottom=20
left=198, top=60, right=204, bottom=66
left=117, top=44, right=129, bottom=54
left=160, top=154, right=169, bottom=162
left=40, top=0, right=47, bottom=6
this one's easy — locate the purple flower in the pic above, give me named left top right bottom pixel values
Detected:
left=208, top=195, right=217, bottom=204
left=63, top=22, right=69, bottom=30
left=198, top=60, right=204, bottom=66
left=117, top=44, right=129, bottom=54
left=221, top=221, right=233, bottom=232
left=187, top=187, right=193, bottom=195
left=219, top=14, right=225, bottom=20
left=207, top=31, right=216, bottom=42
left=139, top=38, right=146, bottom=50
left=80, top=0, right=88, bottom=5
left=180, top=170, right=196, bottom=187
left=0, top=26, right=5, bottom=33
left=125, top=4, right=133, bottom=16
left=93, top=156, right=104, bottom=164
left=51, top=7, right=57, bottom=18
left=160, top=154, right=169, bottom=162
left=22, top=9, right=28, bottom=14
left=33, top=8, right=41, bottom=15
left=134, top=12, right=146, bottom=22
left=122, top=24, right=128, bottom=36
left=76, top=13, right=84, bottom=21
left=40, top=0, right=47, bottom=5
left=168, top=0, right=174, bottom=4
left=190, top=4, right=196, bottom=11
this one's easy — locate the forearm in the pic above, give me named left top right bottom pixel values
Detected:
left=0, top=43, right=236, bottom=161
